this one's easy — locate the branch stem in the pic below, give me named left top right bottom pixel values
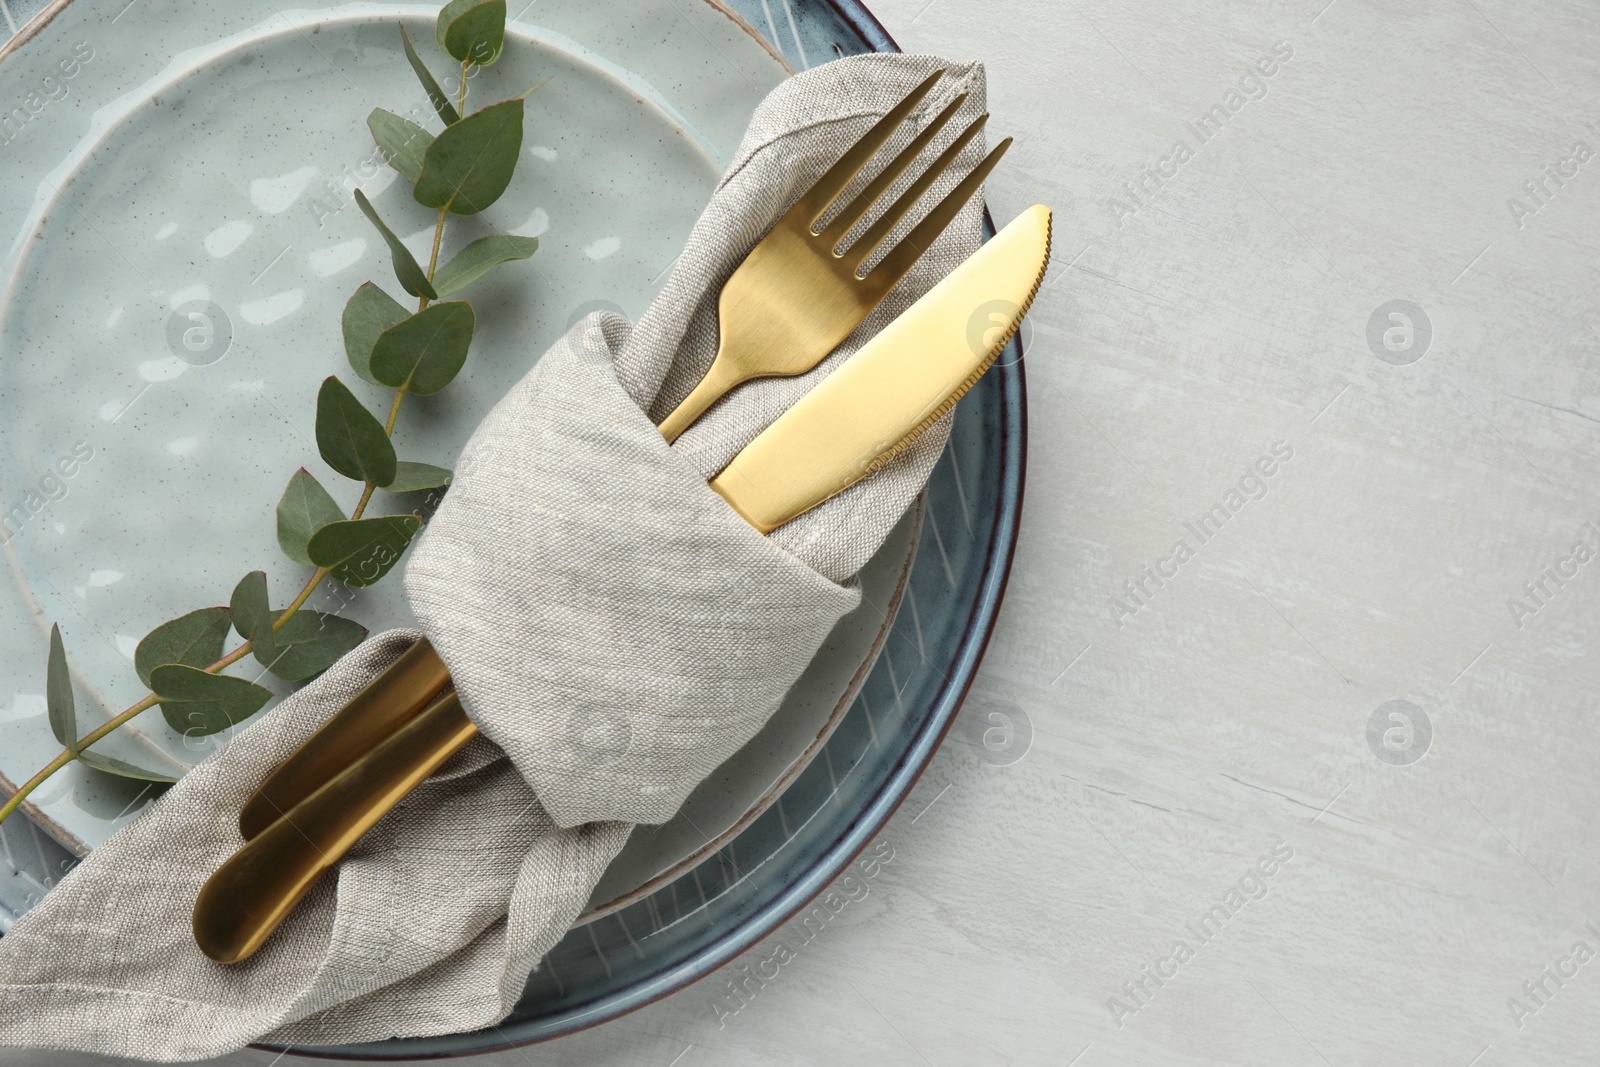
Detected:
left=422, top=205, right=449, bottom=307
left=0, top=749, right=75, bottom=826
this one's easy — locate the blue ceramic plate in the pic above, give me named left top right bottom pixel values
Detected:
left=0, top=0, right=1025, bottom=1051
left=288, top=0, right=1027, bottom=1057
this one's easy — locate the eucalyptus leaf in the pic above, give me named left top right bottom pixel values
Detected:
left=46, top=624, right=76, bottom=754
left=259, top=612, right=369, bottom=682
left=134, top=607, right=232, bottom=688
left=77, top=749, right=179, bottom=784
left=342, top=282, right=411, bottom=386
left=307, top=515, right=422, bottom=588
left=52, top=615, right=182, bottom=782
left=367, top=108, right=433, bottom=184
left=399, top=24, right=461, bottom=126
left=413, top=98, right=524, bottom=216
left=353, top=189, right=438, bottom=301
left=276, top=468, right=347, bottom=567
left=150, top=664, right=273, bottom=737
left=435, top=0, right=477, bottom=55
left=384, top=461, right=454, bottom=493
left=370, top=302, right=475, bottom=396
left=437, top=0, right=505, bottom=67
left=229, top=570, right=276, bottom=667
left=432, top=234, right=538, bottom=297
left=316, top=377, right=398, bottom=487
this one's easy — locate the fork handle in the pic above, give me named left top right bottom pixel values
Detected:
left=236, top=636, right=453, bottom=841
left=193, top=690, right=480, bottom=963
left=656, top=358, right=745, bottom=443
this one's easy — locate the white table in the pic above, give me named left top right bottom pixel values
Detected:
left=8, top=0, right=1600, bottom=1063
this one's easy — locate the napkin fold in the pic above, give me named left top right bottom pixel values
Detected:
left=0, top=52, right=987, bottom=1060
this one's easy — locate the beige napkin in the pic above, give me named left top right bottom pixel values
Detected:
left=0, top=53, right=986, bottom=1060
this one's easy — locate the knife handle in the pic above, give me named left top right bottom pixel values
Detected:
left=193, top=689, right=479, bottom=964
left=237, top=636, right=452, bottom=841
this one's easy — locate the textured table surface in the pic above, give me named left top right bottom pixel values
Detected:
left=8, top=0, right=1600, bottom=1063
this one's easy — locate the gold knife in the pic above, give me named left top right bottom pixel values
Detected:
left=193, top=204, right=1052, bottom=963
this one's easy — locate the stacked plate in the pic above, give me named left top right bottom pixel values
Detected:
left=0, top=0, right=1023, bottom=1053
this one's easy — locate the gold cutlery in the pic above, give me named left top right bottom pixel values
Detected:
left=194, top=204, right=1052, bottom=963
left=711, top=203, right=1051, bottom=531
left=234, top=635, right=450, bottom=840
left=237, top=71, right=1010, bottom=843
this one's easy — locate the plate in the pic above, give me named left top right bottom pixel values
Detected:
left=0, top=0, right=913, bottom=923
left=0, top=0, right=1029, bottom=1053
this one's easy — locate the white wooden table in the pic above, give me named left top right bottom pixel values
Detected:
left=8, top=0, right=1600, bottom=1063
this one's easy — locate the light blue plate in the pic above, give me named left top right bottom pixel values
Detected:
left=0, top=0, right=1027, bottom=1051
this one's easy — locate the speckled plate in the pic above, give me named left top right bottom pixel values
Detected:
left=0, top=0, right=1029, bottom=1055
left=0, top=0, right=922, bottom=923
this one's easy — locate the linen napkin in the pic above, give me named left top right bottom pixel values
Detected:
left=0, top=52, right=987, bottom=1060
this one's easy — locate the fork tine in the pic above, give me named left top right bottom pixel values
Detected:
left=817, top=92, right=969, bottom=248
left=789, top=69, right=944, bottom=228
left=842, top=114, right=991, bottom=271
left=860, top=136, right=1013, bottom=285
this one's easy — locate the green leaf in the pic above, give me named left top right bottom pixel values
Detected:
left=437, top=0, right=506, bottom=67
left=150, top=664, right=273, bottom=737
left=258, top=612, right=369, bottom=682
left=77, top=750, right=178, bottom=784
left=276, top=468, right=347, bottom=567
left=353, top=189, right=438, bottom=301
left=52, top=622, right=180, bottom=782
left=432, top=234, right=538, bottom=297
left=316, top=377, right=398, bottom=487
left=399, top=24, right=461, bottom=126
left=367, top=108, right=433, bottom=184
left=308, top=515, right=423, bottom=588
left=342, top=282, right=411, bottom=387
left=370, top=302, right=475, bottom=396
left=384, top=461, right=454, bottom=493
left=134, top=608, right=232, bottom=688
left=413, top=98, right=524, bottom=216
left=46, top=624, right=76, bottom=754
left=230, top=570, right=276, bottom=667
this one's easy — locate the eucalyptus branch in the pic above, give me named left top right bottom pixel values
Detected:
left=1, top=0, right=540, bottom=832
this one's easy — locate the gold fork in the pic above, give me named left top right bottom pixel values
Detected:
left=656, top=68, right=1007, bottom=439
left=235, top=69, right=1012, bottom=842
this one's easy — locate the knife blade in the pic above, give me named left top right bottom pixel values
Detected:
left=711, top=202, right=1051, bottom=532
left=194, top=204, right=1053, bottom=963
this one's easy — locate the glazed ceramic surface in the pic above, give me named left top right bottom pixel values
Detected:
left=0, top=0, right=1027, bottom=1053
